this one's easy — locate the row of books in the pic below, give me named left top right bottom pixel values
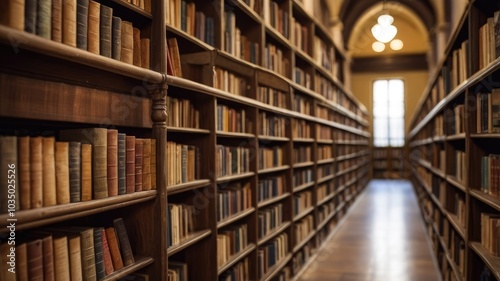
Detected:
left=294, top=214, right=314, bottom=245
left=259, top=146, right=284, bottom=170
left=434, top=114, right=444, bottom=137
left=476, top=89, right=500, bottom=134
left=257, top=86, right=288, bottom=108
left=291, top=17, right=310, bottom=54
left=259, top=112, right=287, bottom=137
left=338, top=158, right=362, bottom=172
left=258, top=204, right=283, bottom=240
left=316, top=183, right=331, bottom=203
left=292, top=243, right=314, bottom=275
left=293, top=168, right=313, bottom=188
left=263, top=42, right=290, bottom=78
left=480, top=154, right=500, bottom=197
left=451, top=193, right=466, bottom=229
left=317, top=125, right=333, bottom=140
left=448, top=40, right=469, bottom=91
left=166, top=37, right=183, bottom=77
left=318, top=200, right=337, bottom=223
left=317, top=164, right=334, bottom=180
left=165, top=0, right=215, bottom=46
left=431, top=177, right=447, bottom=207
left=313, top=36, right=334, bottom=72
left=217, top=104, right=247, bottom=133
left=258, top=176, right=285, bottom=204
left=454, top=151, right=466, bottom=183
left=214, top=68, right=249, bottom=97
left=293, top=191, right=312, bottom=217
left=317, top=145, right=333, bottom=161
left=292, top=119, right=311, bottom=139
left=0, top=218, right=134, bottom=281
left=292, top=94, right=312, bottom=115
left=337, top=145, right=361, bottom=157
left=217, top=224, right=249, bottom=268
left=446, top=104, right=464, bottom=135
left=293, top=146, right=311, bottom=163
left=224, top=11, right=260, bottom=64
left=217, top=182, right=252, bottom=223
left=121, top=0, right=150, bottom=12
left=264, top=0, right=290, bottom=39
left=336, top=130, right=367, bottom=142
left=167, top=96, right=200, bottom=129
left=166, top=141, right=199, bottom=186
left=481, top=213, right=500, bottom=256
left=315, top=74, right=337, bottom=102
left=275, top=266, right=292, bottom=281
left=478, top=11, right=500, bottom=70
left=167, top=203, right=195, bottom=247
left=449, top=232, right=465, bottom=275
left=167, top=261, right=188, bottom=281
left=219, top=258, right=249, bottom=281
left=293, top=67, right=312, bottom=89
left=316, top=105, right=334, bottom=121
left=257, top=233, right=288, bottom=279
left=0, top=130, right=155, bottom=213
left=216, top=146, right=251, bottom=178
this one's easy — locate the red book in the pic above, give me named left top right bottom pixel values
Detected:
left=101, top=228, right=114, bottom=275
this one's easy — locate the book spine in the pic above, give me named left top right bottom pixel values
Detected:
left=121, top=21, right=134, bottom=64
left=93, top=227, right=106, bottom=280
left=107, top=129, right=118, bottom=197
left=17, top=242, right=28, bottom=281
left=69, top=142, right=81, bottom=203
left=0, top=0, right=25, bottom=31
left=0, top=137, right=17, bottom=213
left=76, top=0, right=89, bottom=50
left=68, top=235, right=83, bottom=281
left=24, top=0, right=37, bottom=33
left=126, top=136, right=136, bottom=193
left=113, top=218, right=135, bottom=266
left=37, top=0, right=52, bottom=39
left=41, top=236, right=55, bottom=281
left=87, top=0, right=100, bottom=54
left=42, top=137, right=57, bottom=207
left=105, top=227, right=124, bottom=270
left=29, top=137, right=43, bottom=208
left=52, top=0, right=63, bottom=42
left=55, top=141, right=70, bottom=204
left=81, top=143, right=92, bottom=201
left=118, top=133, right=126, bottom=195
left=101, top=228, right=115, bottom=275
left=63, top=0, right=77, bottom=47
left=140, top=38, right=150, bottom=69
left=53, top=236, right=70, bottom=281
left=151, top=139, right=156, bottom=189
left=80, top=229, right=97, bottom=281
left=93, top=128, right=108, bottom=199
left=112, top=16, right=122, bottom=60
left=133, top=27, right=141, bottom=66
left=135, top=139, right=143, bottom=192
left=99, top=5, right=113, bottom=58
left=142, top=139, right=151, bottom=191
left=27, top=239, right=44, bottom=280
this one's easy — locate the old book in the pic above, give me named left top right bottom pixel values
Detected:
left=55, top=142, right=70, bottom=204
left=0, top=242, right=16, bottom=281
left=93, top=227, right=105, bottom=280
left=142, top=138, right=151, bottom=191
left=140, top=38, right=150, bottom=69
left=51, top=0, right=62, bottom=42
left=150, top=139, right=156, bottom=189
left=126, top=136, right=135, bottom=193
left=168, top=37, right=183, bottom=77
left=24, top=0, right=36, bottom=33
left=101, top=228, right=114, bottom=275
left=68, top=235, right=83, bottom=281
left=113, top=218, right=135, bottom=266
left=166, top=42, right=175, bottom=76
left=133, top=27, right=141, bottom=66
left=135, top=139, right=143, bottom=192
left=0, top=0, right=24, bottom=30
left=42, top=137, right=57, bottom=207
left=491, top=88, right=500, bottom=133
left=76, top=0, right=89, bottom=50
left=0, top=136, right=17, bottom=213
left=30, top=137, right=43, bottom=208
left=60, top=128, right=108, bottom=199
left=81, top=143, right=92, bottom=201
left=37, top=0, right=52, bottom=38
left=105, top=227, right=124, bottom=270
left=495, top=11, right=500, bottom=58
left=87, top=0, right=100, bottom=54
left=69, top=142, right=81, bottom=203
left=69, top=227, right=97, bottom=281
left=53, top=236, right=71, bottom=281
left=121, top=21, right=134, bottom=64
left=100, top=4, right=113, bottom=58
left=17, top=242, right=28, bottom=281
left=112, top=16, right=122, bottom=60
left=40, top=235, right=55, bottom=281
left=118, top=133, right=126, bottom=195
left=107, top=129, right=118, bottom=197
left=27, top=239, right=44, bottom=280
left=63, top=0, right=77, bottom=47
left=18, top=136, right=30, bottom=210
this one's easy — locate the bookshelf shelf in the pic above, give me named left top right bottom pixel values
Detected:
left=258, top=135, right=291, bottom=142
left=216, top=131, right=256, bottom=139
left=216, top=172, right=256, bottom=183
left=446, top=133, right=466, bottom=141
left=469, top=242, right=500, bottom=280
left=217, top=244, right=256, bottom=275
left=167, top=127, right=211, bottom=134
left=293, top=182, right=315, bottom=193
left=102, top=256, right=154, bottom=281
left=0, top=190, right=157, bottom=232
left=446, top=176, right=466, bottom=192
left=470, top=133, right=500, bottom=139
left=166, top=179, right=211, bottom=195
left=317, top=193, right=336, bottom=207
left=292, top=137, right=315, bottom=143
left=316, top=139, right=334, bottom=144
left=293, top=230, right=316, bottom=253
left=258, top=165, right=290, bottom=175
left=317, top=174, right=335, bottom=185
left=317, top=158, right=334, bottom=165
left=167, top=229, right=212, bottom=257
left=260, top=254, right=293, bottom=281
left=293, top=161, right=315, bottom=169
left=107, top=0, right=153, bottom=19
left=447, top=213, right=466, bottom=239
left=258, top=222, right=292, bottom=246
left=293, top=207, right=315, bottom=222
left=258, top=193, right=291, bottom=209
left=469, top=190, right=500, bottom=212
left=217, top=208, right=256, bottom=229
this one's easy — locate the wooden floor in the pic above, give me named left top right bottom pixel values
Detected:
left=298, top=180, right=441, bottom=281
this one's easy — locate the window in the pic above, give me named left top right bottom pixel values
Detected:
left=373, top=79, right=405, bottom=147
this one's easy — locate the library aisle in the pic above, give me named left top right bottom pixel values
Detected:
left=298, top=180, right=440, bottom=281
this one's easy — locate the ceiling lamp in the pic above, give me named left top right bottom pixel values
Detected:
left=372, top=13, right=397, bottom=43
left=390, top=39, right=404, bottom=50
left=372, top=41, right=385, bottom=52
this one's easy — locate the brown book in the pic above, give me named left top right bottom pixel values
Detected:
left=135, top=139, right=143, bottom=192
left=133, top=27, right=141, bottom=66
left=126, top=136, right=135, bottom=193
left=15, top=242, right=28, bottom=281
left=112, top=16, right=122, bottom=60
left=52, top=0, right=62, bottom=42
left=77, top=0, right=89, bottom=50
left=99, top=4, right=113, bottom=58
left=55, top=142, right=70, bottom=204
left=69, top=142, right=82, bottom=203
left=0, top=242, right=16, bottom=281
left=63, top=0, right=77, bottom=47
left=27, top=239, right=44, bottom=280
left=53, top=236, right=71, bottom=281
left=118, top=133, right=126, bottom=195
left=140, top=38, right=150, bottom=69
left=166, top=41, right=175, bottom=76
left=37, top=0, right=52, bottom=39
left=18, top=136, right=31, bottom=210
left=0, top=136, right=17, bottom=213
left=88, top=0, right=100, bottom=54
left=42, top=137, right=57, bottom=207
left=81, top=143, right=92, bottom=201
left=40, top=235, right=55, bottom=281
left=0, top=0, right=25, bottom=30
left=101, top=228, right=115, bottom=275
left=150, top=139, right=156, bottom=189
left=142, top=138, right=151, bottom=191
left=107, top=129, right=118, bottom=197
left=121, top=21, right=134, bottom=64
left=68, top=235, right=83, bottom=281
left=168, top=37, right=182, bottom=77
left=30, top=137, right=43, bottom=208
left=113, top=218, right=135, bottom=266
left=60, top=128, right=108, bottom=199
left=105, top=227, right=124, bottom=270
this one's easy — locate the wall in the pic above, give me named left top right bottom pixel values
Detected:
left=350, top=71, right=429, bottom=136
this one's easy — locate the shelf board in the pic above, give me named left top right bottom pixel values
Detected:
left=433, top=135, right=446, bottom=142
left=216, top=131, right=256, bottom=138
left=258, top=222, right=291, bottom=246
left=102, top=256, right=154, bottom=281
left=317, top=174, right=335, bottom=185
left=167, top=179, right=211, bottom=195
left=166, top=25, right=214, bottom=51
left=259, top=253, right=292, bottom=281
left=293, top=182, right=315, bottom=193
left=293, top=137, right=315, bottom=143
left=446, top=176, right=466, bottom=192
left=167, top=127, right=211, bottom=134
left=317, top=193, right=336, bottom=207
left=334, top=140, right=369, bottom=146
left=409, top=138, right=433, bottom=147
left=316, top=139, right=334, bottom=144
left=258, top=193, right=291, bottom=209
left=470, top=242, right=500, bottom=280
left=430, top=223, right=465, bottom=281
left=446, top=213, right=466, bottom=240
left=0, top=190, right=157, bottom=232
left=217, top=207, right=255, bottom=229
left=471, top=133, right=500, bottom=139
left=258, top=135, right=290, bottom=142
left=167, top=229, right=212, bottom=257
left=293, top=207, right=315, bottom=222
left=293, top=161, right=315, bottom=169
left=258, top=165, right=290, bottom=175
left=446, top=133, right=466, bottom=141
left=317, top=158, right=334, bottom=165
left=216, top=172, right=255, bottom=183
left=470, top=189, right=500, bottom=212
left=218, top=243, right=256, bottom=275
left=293, top=230, right=316, bottom=253
left=108, top=0, right=152, bottom=18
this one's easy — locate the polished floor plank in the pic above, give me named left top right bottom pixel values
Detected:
left=298, top=180, right=440, bottom=281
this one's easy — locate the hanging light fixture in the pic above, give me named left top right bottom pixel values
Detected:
left=371, top=2, right=397, bottom=43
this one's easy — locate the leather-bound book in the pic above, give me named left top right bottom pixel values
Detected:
left=62, top=0, right=77, bottom=47
left=150, top=139, right=156, bottom=189
left=42, top=137, right=57, bottom=207
left=87, top=0, right=100, bottom=54
left=17, top=242, right=28, bottom=281
left=30, top=137, right=43, bottom=208
left=55, top=141, right=70, bottom=204
left=41, top=235, right=55, bottom=281
left=105, top=227, right=123, bottom=270
left=101, top=228, right=114, bottom=275
left=125, top=136, right=135, bottom=193
left=18, top=136, right=31, bottom=209
left=69, top=142, right=81, bottom=203
left=120, top=21, right=134, bottom=64
left=142, top=138, right=151, bottom=191
left=113, top=218, right=135, bottom=266
left=27, top=239, right=44, bottom=280
left=134, top=139, right=143, bottom=192
left=93, top=227, right=105, bottom=280
left=0, top=136, right=17, bottom=213
left=51, top=0, right=62, bottom=42
left=118, top=133, right=126, bottom=195
left=81, top=143, right=92, bottom=201
left=24, top=0, right=36, bottom=33
left=68, top=235, right=83, bottom=281
left=53, top=235, right=71, bottom=281
left=37, top=0, right=52, bottom=39
left=140, top=38, right=150, bottom=69
left=76, top=0, right=89, bottom=50
left=111, top=16, right=122, bottom=60
left=100, top=4, right=113, bottom=58
left=107, top=129, right=118, bottom=197
left=133, top=27, right=141, bottom=66
left=0, top=0, right=25, bottom=31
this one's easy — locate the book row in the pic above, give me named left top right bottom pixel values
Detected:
left=167, top=203, right=195, bottom=247
left=257, top=233, right=288, bottom=279
left=166, top=142, right=199, bottom=186
left=217, top=224, right=249, bottom=268
left=480, top=154, right=500, bottom=198
left=217, top=182, right=252, bottom=223
left=258, top=204, right=283, bottom=240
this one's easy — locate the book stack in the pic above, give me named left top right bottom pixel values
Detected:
left=257, top=233, right=288, bottom=279
left=293, top=191, right=312, bottom=216
left=214, top=68, right=249, bottom=97
left=259, top=112, right=287, bottom=137
left=217, top=224, right=248, bottom=268
left=258, top=146, right=283, bottom=170
left=293, top=146, right=311, bottom=164
left=258, top=204, right=283, bottom=239
left=258, top=176, right=285, bottom=204
left=294, top=214, right=314, bottom=244
left=166, top=141, right=199, bottom=186
left=167, top=97, right=200, bottom=129
left=217, top=104, right=246, bottom=133
left=293, top=169, right=313, bottom=188
left=481, top=213, right=500, bottom=256
left=292, top=119, right=311, bottom=139
left=216, top=145, right=250, bottom=178
left=257, top=86, right=287, bottom=108
left=480, top=154, right=500, bottom=197
left=217, top=182, right=252, bottom=222
left=167, top=203, right=196, bottom=247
